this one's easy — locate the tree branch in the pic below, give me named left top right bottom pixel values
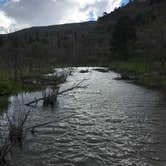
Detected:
left=58, top=79, right=88, bottom=95
left=25, top=79, right=88, bottom=106
left=25, top=114, right=74, bottom=133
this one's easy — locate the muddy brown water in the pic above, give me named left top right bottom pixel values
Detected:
left=4, top=67, right=166, bottom=166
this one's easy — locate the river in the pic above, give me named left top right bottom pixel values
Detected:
left=6, top=67, right=166, bottom=166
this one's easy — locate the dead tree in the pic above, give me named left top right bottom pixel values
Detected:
left=43, top=87, right=59, bottom=106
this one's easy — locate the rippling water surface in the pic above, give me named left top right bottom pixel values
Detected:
left=8, top=67, right=166, bottom=166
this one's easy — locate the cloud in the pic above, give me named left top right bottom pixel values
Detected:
left=0, top=10, right=15, bottom=33
left=0, top=0, right=123, bottom=33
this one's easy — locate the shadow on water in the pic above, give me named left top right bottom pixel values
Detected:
left=1, top=67, right=166, bottom=166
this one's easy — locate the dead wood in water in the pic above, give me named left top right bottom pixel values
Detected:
left=25, top=97, right=44, bottom=106
left=57, top=79, right=88, bottom=95
left=25, top=80, right=88, bottom=107
left=25, top=114, right=75, bottom=133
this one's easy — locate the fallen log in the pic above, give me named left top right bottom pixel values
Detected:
left=25, top=97, right=44, bottom=106
left=58, top=79, right=88, bottom=95
left=25, top=80, right=88, bottom=107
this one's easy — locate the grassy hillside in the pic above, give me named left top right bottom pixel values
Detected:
left=102, top=0, right=166, bottom=89
left=0, top=0, right=165, bottom=85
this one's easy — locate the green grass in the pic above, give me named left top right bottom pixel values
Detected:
left=109, top=59, right=166, bottom=89
left=0, top=80, right=41, bottom=94
left=0, top=65, right=54, bottom=80
left=0, top=65, right=55, bottom=111
left=0, top=80, right=42, bottom=111
left=0, top=80, right=22, bottom=95
left=138, top=75, right=166, bottom=88
left=0, top=96, right=9, bottom=112
left=109, top=59, right=165, bottom=74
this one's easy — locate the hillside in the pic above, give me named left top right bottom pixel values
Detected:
left=0, top=0, right=165, bottom=81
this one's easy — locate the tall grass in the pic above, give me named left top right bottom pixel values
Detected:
left=6, top=106, right=31, bottom=144
left=0, top=120, right=13, bottom=165
left=109, top=59, right=165, bottom=74
left=0, top=105, right=31, bottom=164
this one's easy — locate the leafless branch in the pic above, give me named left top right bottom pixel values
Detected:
left=25, top=79, right=88, bottom=106
left=58, top=79, right=89, bottom=95
left=25, top=114, right=75, bottom=133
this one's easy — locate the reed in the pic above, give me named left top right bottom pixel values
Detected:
left=6, top=107, right=31, bottom=145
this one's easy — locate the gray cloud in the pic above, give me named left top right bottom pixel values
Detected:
left=0, top=0, right=122, bottom=33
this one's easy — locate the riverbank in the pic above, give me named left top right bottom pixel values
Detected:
left=0, top=67, right=71, bottom=111
left=109, top=60, right=166, bottom=92
left=0, top=62, right=166, bottom=110
left=0, top=66, right=57, bottom=110
left=0, top=80, right=42, bottom=111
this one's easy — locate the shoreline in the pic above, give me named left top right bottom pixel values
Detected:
left=109, top=66, right=166, bottom=99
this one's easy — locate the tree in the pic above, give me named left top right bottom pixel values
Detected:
left=111, top=16, right=137, bottom=60
left=0, top=36, right=3, bottom=47
left=103, top=12, right=108, bottom=16
left=152, top=0, right=166, bottom=67
left=11, top=36, right=19, bottom=80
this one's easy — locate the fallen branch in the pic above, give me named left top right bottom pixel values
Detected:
left=25, top=97, right=43, bottom=106
left=58, top=79, right=88, bottom=95
left=25, top=114, right=74, bottom=133
left=25, top=79, right=88, bottom=106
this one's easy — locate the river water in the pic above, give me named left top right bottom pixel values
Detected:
left=6, top=67, right=166, bottom=166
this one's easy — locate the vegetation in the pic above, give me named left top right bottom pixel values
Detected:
left=0, top=96, right=9, bottom=112
left=110, top=59, right=166, bottom=89
left=0, top=80, right=41, bottom=111
left=0, top=0, right=166, bottom=164
left=111, top=16, right=137, bottom=60
left=107, top=0, right=166, bottom=90
left=0, top=0, right=165, bottom=100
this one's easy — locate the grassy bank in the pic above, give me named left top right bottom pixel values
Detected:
left=109, top=59, right=166, bottom=90
left=0, top=65, right=70, bottom=111
left=0, top=80, right=41, bottom=95
left=0, top=66, right=54, bottom=111
left=0, top=80, right=42, bottom=111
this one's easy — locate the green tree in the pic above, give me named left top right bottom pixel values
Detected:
left=11, top=36, right=19, bottom=80
left=111, top=16, right=137, bottom=60
left=0, top=36, right=3, bottom=47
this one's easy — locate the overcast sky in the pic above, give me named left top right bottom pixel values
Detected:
left=0, top=0, right=128, bottom=33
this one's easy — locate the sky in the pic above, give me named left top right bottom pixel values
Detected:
left=0, top=0, right=128, bottom=34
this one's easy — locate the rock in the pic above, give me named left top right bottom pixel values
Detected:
left=79, top=69, right=89, bottom=73
left=114, top=73, right=138, bottom=81
left=93, top=68, right=109, bottom=73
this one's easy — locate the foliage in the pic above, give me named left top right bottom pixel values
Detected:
left=109, top=59, right=166, bottom=89
left=0, top=80, right=22, bottom=95
left=111, top=16, right=137, bottom=60
left=0, top=80, right=41, bottom=111
left=0, top=0, right=165, bottom=91
left=0, top=97, right=9, bottom=112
